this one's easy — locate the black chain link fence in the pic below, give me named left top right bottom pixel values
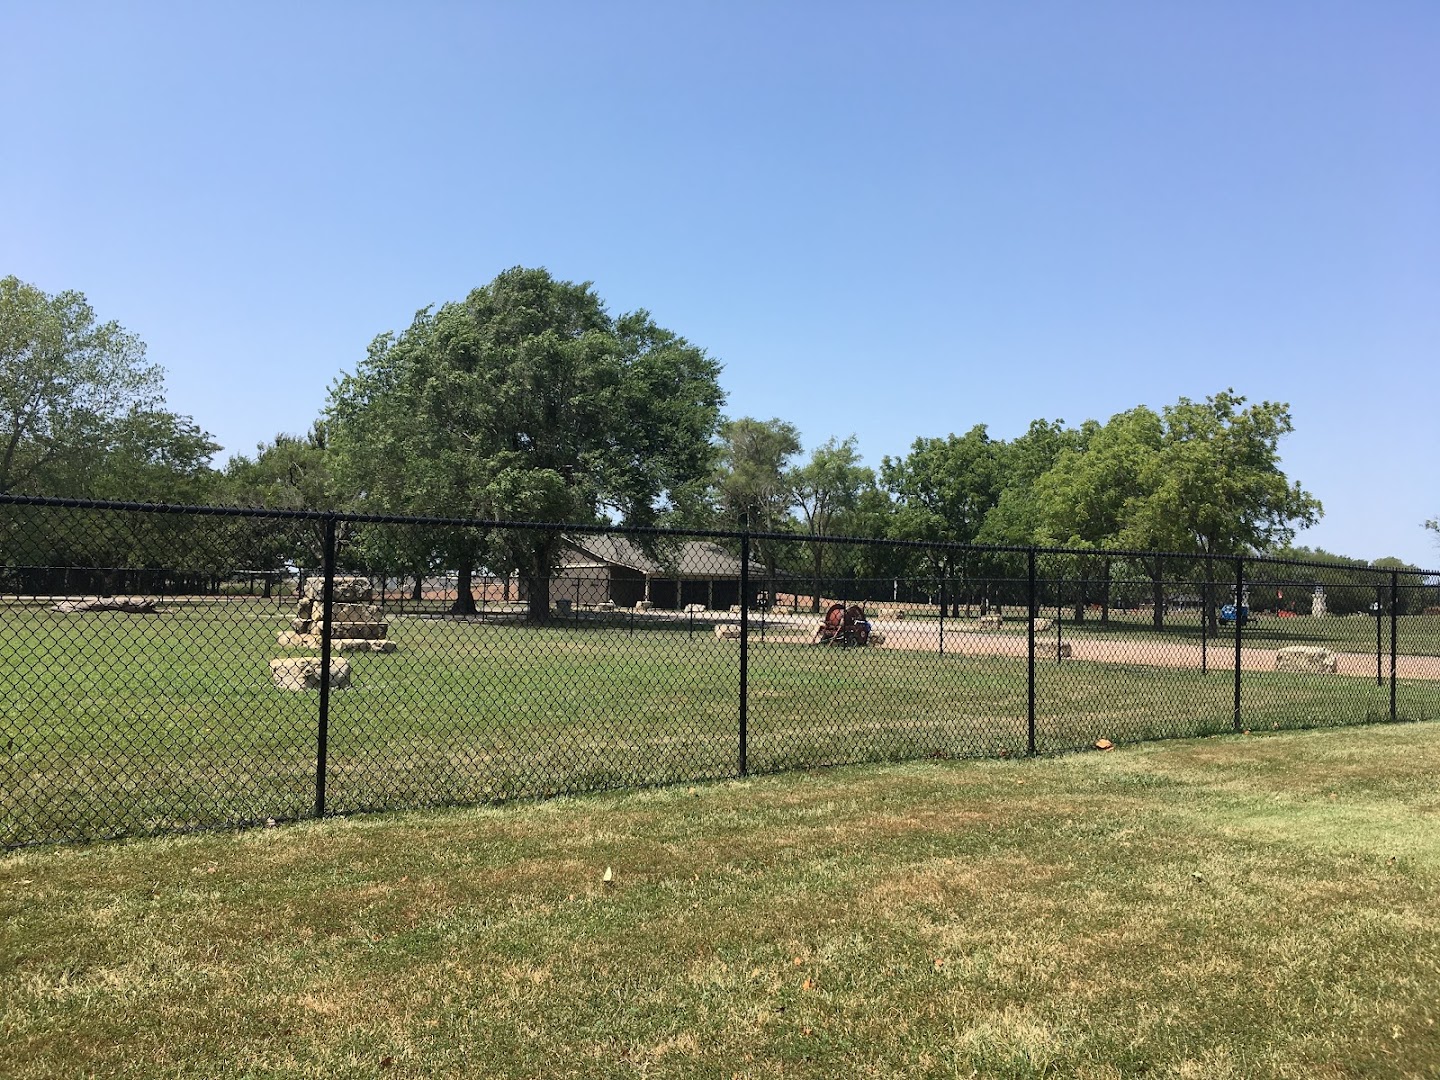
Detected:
left=3, top=495, right=1438, bottom=848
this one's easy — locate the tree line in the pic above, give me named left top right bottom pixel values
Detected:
left=2, top=270, right=1432, bottom=623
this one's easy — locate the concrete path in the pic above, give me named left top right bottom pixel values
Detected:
left=750, top=612, right=1440, bottom=681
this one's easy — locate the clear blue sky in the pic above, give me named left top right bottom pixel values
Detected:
left=4, top=2, right=1436, bottom=566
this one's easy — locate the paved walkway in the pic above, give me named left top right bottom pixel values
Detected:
left=752, top=613, right=1440, bottom=680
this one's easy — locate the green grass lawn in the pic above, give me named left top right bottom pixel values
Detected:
left=4, top=722, right=1440, bottom=1078
left=3, top=600, right=1439, bottom=848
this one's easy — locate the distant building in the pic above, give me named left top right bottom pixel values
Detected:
left=531, top=534, right=769, bottom=611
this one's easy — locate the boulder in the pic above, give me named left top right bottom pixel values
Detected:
left=295, top=597, right=314, bottom=619
left=976, top=614, right=1003, bottom=630
left=685, top=603, right=706, bottom=613
left=332, top=638, right=397, bottom=653
left=276, top=632, right=396, bottom=653
left=328, top=602, right=382, bottom=622
left=303, top=576, right=373, bottom=603
left=1275, top=646, right=1337, bottom=674
left=1033, top=618, right=1053, bottom=633
left=269, top=657, right=351, bottom=691
left=52, top=596, right=158, bottom=614
left=312, top=620, right=388, bottom=639
left=714, top=624, right=741, bottom=640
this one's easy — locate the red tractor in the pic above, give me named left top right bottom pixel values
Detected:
left=812, top=603, right=872, bottom=647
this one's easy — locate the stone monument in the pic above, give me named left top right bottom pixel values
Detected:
left=275, top=575, right=396, bottom=654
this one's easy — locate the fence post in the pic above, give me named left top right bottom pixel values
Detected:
left=314, top=514, right=337, bottom=820
left=1233, top=556, right=1243, bottom=733
left=739, top=520, right=750, bottom=778
left=1390, top=570, right=1399, bottom=721
left=1027, top=549, right=1037, bottom=756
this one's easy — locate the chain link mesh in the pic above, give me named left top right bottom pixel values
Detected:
left=3, top=497, right=1437, bottom=847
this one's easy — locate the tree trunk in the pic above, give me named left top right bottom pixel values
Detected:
left=1101, top=559, right=1111, bottom=626
left=526, top=549, right=552, bottom=623
left=810, top=542, right=822, bottom=613
left=1204, top=559, right=1220, bottom=636
left=411, top=573, right=423, bottom=602
left=451, top=561, right=477, bottom=615
left=1150, top=559, right=1165, bottom=630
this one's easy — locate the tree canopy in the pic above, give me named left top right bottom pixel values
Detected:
left=325, top=266, right=725, bottom=618
left=1131, top=391, right=1322, bottom=559
left=0, top=275, right=216, bottom=498
left=4, top=272, right=1366, bottom=612
left=791, top=436, right=874, bottom=611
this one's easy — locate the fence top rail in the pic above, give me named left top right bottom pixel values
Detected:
left=2, top=493, right=1436, bottom=580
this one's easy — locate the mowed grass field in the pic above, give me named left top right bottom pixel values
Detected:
left=2, top=600, right=1439, bottom=847
left=5, top=722, right=1440, bottom=1078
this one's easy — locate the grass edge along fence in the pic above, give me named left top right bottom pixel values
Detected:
left=2, top=494, right=1438, bottom=849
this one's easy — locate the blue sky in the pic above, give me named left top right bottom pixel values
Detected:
left=4, top=2, right=1436, bottom=565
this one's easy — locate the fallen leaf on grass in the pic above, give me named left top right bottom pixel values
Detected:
left=1094, top=739, right=1114, bottom=751
left=801, top=978, right=815, bottom=991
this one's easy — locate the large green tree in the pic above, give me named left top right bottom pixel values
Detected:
left=221, top=424, right=339, bottom=572
left=0, top=275, right=215, bottom=498
left=1027, top=409, right=1161, bottom=623
left=978, top=419, right=1088, bottom=547
left=790, top=436, right=874, bottom=612
left=882, top=425, right=1004, bottom=613
left=713, top=416, right=801, bottom=599
left=325, top=267, right=724, bottom=619
left=1124, top=391, right=1321, bottom=631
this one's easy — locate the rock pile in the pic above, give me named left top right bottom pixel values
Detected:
left=1274, top=645, right=1337, bottom=674
left=276, top=575, right=396, bottom=654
